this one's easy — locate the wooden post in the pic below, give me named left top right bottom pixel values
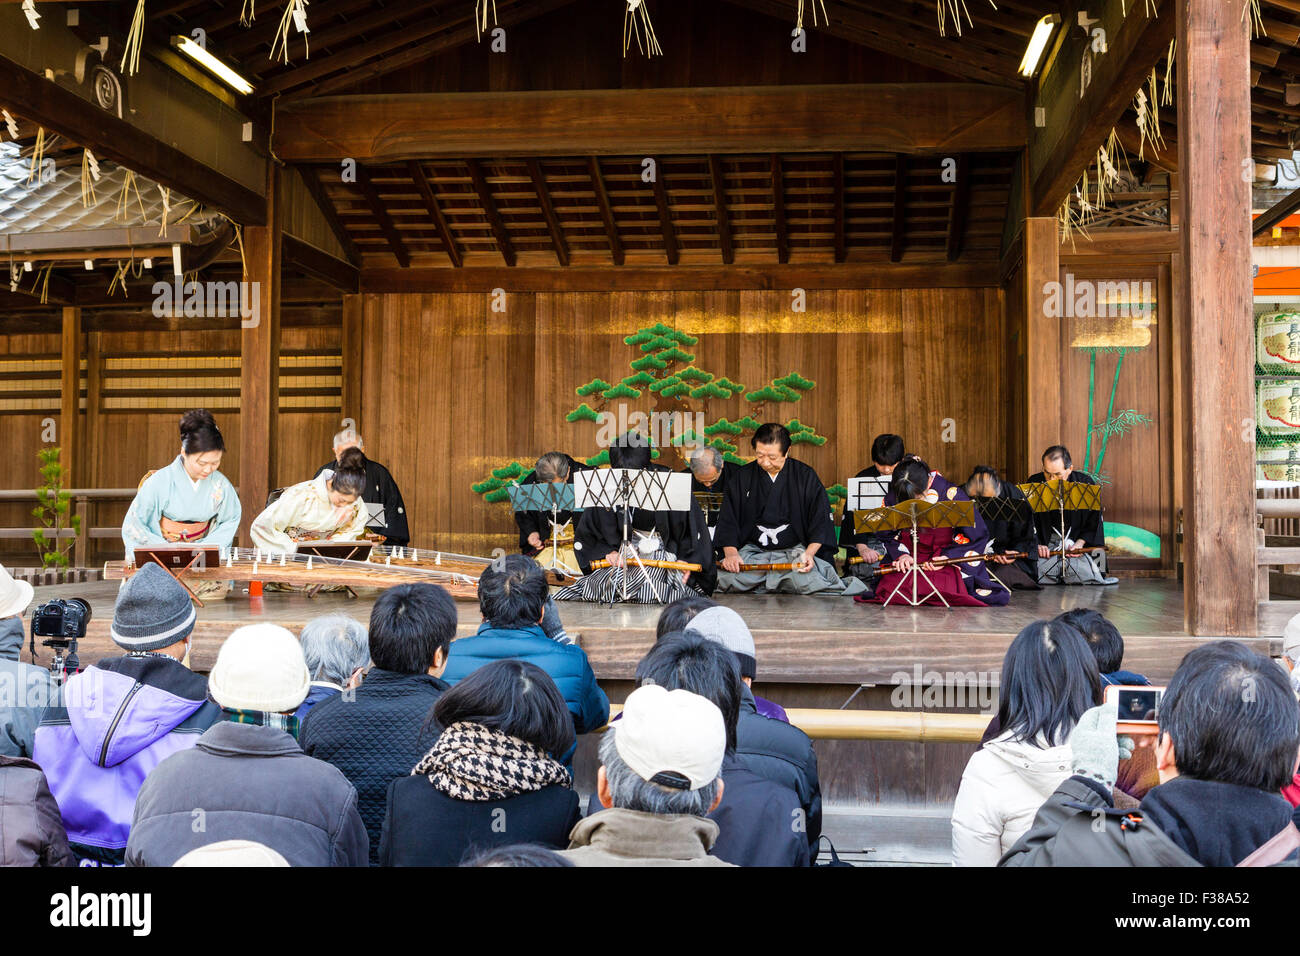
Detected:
left=239, top=165, right=282, bottom=545
left=1023, top=217, right=1060, bottom=473
left=74, top=495, right=88, bottom=569
left=1177, top=0, right=1255, bottom=635
left=341, top=294, right=363, bottom=429
left=59, top=306, right=80, bottom=486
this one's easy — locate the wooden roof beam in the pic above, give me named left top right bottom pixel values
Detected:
left=587, top=157, right=625, bottom=267
left=407, top=160, right=462, bottom=268
left=465, top=159, right=517, bottom=268
left=891, top=154, right=908, bottom=263
left=527, top=159, right=570, bottom=267
left=273, top=84, right=1028, bottom=161
left=649, top=159, right=679, bottom=266
left=298, top=166, right=361, bottom=265
left=354, top=165, right=411, bottom=268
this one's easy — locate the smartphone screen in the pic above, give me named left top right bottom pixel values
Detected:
left=1115, top=687, right=1161, bottom=723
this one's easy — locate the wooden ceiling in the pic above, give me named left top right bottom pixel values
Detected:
left=307, top=151, right=1019, bottom=269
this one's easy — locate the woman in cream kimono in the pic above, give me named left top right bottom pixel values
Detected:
left=251, top=446, right=369, bottom=554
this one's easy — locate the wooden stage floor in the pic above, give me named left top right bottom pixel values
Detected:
left=21, top=577, right=1282, bottom=685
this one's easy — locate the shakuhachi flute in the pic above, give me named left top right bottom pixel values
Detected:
left=736, top=562, right=799, bottom=571
left=872, top=546, right=1106, bottom=575
left=590, top=558, right=703, bottom=573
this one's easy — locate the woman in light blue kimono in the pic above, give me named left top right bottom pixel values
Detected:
left=122, top=410, right=241, bottom=576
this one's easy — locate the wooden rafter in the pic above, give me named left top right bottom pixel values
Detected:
left=709, top=155, right=735, bottom=266
left=891, top=154, right=908, bottom=263
left=407, top=160, right=462, bottom=268
left=946, top=154, right=970, bottom=262
left=771, top=153, right=789, bottom=265
left=354, top=165, right=411, bottom=268
left=587, top=157, right=625, bottom=266
left=527, top=159, right=570, bottom=267
left=299, top=166, right=361, bottom=265
left=465, top=159, right=517, bottom=268
left=649, top=158, right=679, bottom=266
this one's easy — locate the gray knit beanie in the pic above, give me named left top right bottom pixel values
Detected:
left=111, top=562, right=197, bottom=651
left=685, top=606, right=756, bottom=679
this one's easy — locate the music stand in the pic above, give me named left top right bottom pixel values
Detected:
left=133, top=545, right=223, bottom=607
left=1017, top=479, right=1103, bottom=584
left=846, top=476, right=891, bottom=513
left=508, top=482, right=583, bottom=576
left=854, top=498, right=976, bottom=607
left=574, top=468, right=693, bottom=605
left=295, top=542, right=373, bottom=598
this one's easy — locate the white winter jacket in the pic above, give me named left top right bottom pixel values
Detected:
left=950, top=730, right=1074, bottom=866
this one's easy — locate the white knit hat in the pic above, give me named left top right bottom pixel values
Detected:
left=173, top=840, right=289, bottom=867
left=208, top=624, right=311, bottom=713
left=614, top=684, right=725, bottom=792
left=1285, top=613, right=1300, bottom=661
left=0, top=564, right=34, bottom=620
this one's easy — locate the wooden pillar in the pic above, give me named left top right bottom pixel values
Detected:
left=341, top=294, right=363, bottom=429
left=239, top=165, right=282, bottom=545
left=1177, top=0, right=1254, bottom=635
left=59, top=306, right=80, bottom=486
left=1023, top=217, right=1060, bottom=473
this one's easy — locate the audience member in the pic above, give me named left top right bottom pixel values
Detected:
left=463, top=843, right=573, bottom=867
left=561, top=684, right=732, bottom=867
left=1055, top=608, right=1149, bottom=687
left=295, top=614, right=369, bottom=720
left=0, top=564, right=57, bottom=758
left=1001, top=641, right=1300, bottom=867
left=127, top=624, right=367, bottom=867
left=301, top=582, right=458, bottom=864
left=34, top=564, right=221, bottom=865
left=683, top=604, right=789, bottom=721
left=173, top=840, right=290, bottom=867
left=633, top=632, right=809, bottom=866
left=952, top=619, right=1100, bottom=866
left=381, top=659, right=580, bottom=866
left=0, top=754, right=74, bottom=866
left=442, top=554, right=608, bottom=752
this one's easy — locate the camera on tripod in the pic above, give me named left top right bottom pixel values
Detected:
left=30, top=597, right=91, bottom=679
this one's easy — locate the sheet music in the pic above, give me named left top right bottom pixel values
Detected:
left=574, top=469, right=693, bottom=511
left=847, top=476, right=891, bottom=511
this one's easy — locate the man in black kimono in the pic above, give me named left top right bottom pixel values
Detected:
left=557, top=434, right=714, bottom=601
left=1025, top=445, right=1117, bottom=586
left=838, top=433, right=905, bottom=592
left=682, top=445, right=731, bottom=595
left=513, top=451, right=589, bottom=555
left=964, top=465, right=1040, bottom=590
left=714, top=423, right=865, bottom=595
left=315, top=429, right=409, bottom=547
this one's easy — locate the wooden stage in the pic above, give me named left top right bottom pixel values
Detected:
left=21, top=577, right=1282, bottom=685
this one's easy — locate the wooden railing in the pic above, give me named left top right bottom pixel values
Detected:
left=0, top=488, right=140, bottom=567
left=604, top=705, right=988, bottom=742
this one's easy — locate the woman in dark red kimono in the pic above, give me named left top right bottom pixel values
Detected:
left=858, top=458, right=1010, bottom=608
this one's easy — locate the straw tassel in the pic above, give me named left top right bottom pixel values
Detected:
left=623, top=0, right=662, bottom=57
left=120, top=0, right=147, bottom=76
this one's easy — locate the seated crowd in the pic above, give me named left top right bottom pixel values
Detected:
left=3, top=554, right=1300, bottom=868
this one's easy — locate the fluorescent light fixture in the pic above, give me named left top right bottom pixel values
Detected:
left=1019, top=15, right=1060, bottom=78
left=170, top=35, right=254, bottom=95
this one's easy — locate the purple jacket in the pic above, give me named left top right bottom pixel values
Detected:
left=32, top=656, right=221, bottom=866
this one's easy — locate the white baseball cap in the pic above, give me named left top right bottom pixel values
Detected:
left=613, top=684, right=725, bottom=791
left=0, top=565, right=34, bottom=620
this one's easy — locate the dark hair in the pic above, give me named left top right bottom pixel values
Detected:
left=463, top=843, right=574, bottom=867
left=871, top=434, right=904, bottom=467
left=965, top=465, right=1002, bottom=499
left=608, top=432, right=652, bottom=470
left=1042, top=445, right=1072, bottom=469
left=179, top=409, right=224, bottom=455
left=433, top=659, right=575, bottom=759
left=635, top=631, right=740, bottom=751
left=331, top=445, right=367, bottom=497
left=655, top=594, right=718, bottom=641
left=751, top=423, right=791, bottom=454
left=996, top=619, right=1101, bottom=745
left=368, top=582, right=457, bottom=673
left=1055, top=608, right=1124, bottom=674
left=890, top=458, right=931, bottom=502
left=1158, top=641, right=1300, bottom=791
left=479, top=554, right=549, bottom=629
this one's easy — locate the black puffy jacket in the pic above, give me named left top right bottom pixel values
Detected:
left=736, top=687, right=822, bottom=860
left=300, top=669, right=449, bottom=864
